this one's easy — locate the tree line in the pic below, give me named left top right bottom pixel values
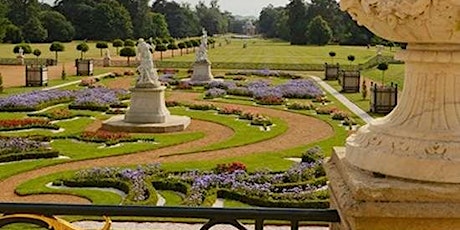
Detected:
left=258, top=0, right=392, bottom=46
left=0, top=0, right=248, bottom=43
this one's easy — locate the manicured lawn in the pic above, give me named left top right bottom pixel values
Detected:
left=361, top=64, right=405, bottom=88
left=170, top=39, right=397, bottom=65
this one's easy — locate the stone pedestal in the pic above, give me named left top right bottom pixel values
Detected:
left=190, top=60, right=213, bottom=83
left=327, top=1, right=460, bottom=229
left=102, top=86, right=190, bottom=133
left=103, top=57, right=111, bottom=67
left=327, top=148, right=460, bottom=230
left=125, top=87, right=170, bottom=124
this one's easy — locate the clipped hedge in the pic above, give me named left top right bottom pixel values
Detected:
left=0, top=99, right=73, bottom=112
left=0, top=150, right=59, bottom=163
left=217, top=189, right=329, bottom=209
left=53, top=135, right=155, bottom=146
left=0, top=124, right=60, bottom=132
left=68, top=104, right=109, bottom=112
left=151, top=180, right=190, bottom=195
left=156, top=61, right=324, bottom=71
left=28, top=113, right=91, bottom=120
left=272, top=177, right=328, bottom=190
left=57, top=178, right=159, bottom=205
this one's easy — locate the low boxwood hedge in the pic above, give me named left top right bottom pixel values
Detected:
left=217, top=189, right=329, bottom=209
left=0, top=150, right=59, bottom=163
left=68, top=104, right=109, bottom=112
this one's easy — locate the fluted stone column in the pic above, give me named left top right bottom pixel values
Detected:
left=326, top=1, right=460, bottom=229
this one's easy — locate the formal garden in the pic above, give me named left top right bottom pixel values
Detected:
left=0, top=37, right=404, bottom=230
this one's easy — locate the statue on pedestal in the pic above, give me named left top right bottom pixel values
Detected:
left=195, top=28, right=209, bottom=63
left=136, top=38, right=160, bottom=88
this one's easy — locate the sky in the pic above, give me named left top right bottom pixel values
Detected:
left=41, top=0, right=290, bottom=17
left=175, top=0, right=290, bottom=16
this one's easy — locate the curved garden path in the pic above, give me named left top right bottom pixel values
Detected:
left=0, top=88, right=334, bottom=204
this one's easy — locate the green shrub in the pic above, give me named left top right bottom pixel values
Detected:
left=0, top=151, right=59, bottom=163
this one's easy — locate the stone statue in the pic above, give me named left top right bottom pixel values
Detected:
left=18, top=47, right=24, bottom=57
left=195, top=28, right=209, bottom=62
left=136, top=38, right=160, bottom=88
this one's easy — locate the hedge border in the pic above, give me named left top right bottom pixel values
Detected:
left=0, top=150, right=59, bottom=163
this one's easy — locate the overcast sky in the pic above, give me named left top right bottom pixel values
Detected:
left=42, top=0, right=290, bottom=17
left=175, top=0, right=290, bottom=16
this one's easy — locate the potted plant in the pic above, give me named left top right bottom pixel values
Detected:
left=339, top=54, right=360, bottom=93
left=370, top=63, right=398, bottom=114
left=324, top=51, right=339, bottom=80
left=75, top=42, right=93, bottom=76
left=26, top=48, right=48, bottom=87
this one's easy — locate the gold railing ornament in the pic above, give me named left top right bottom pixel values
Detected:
left=0, top=214, right=111, bottom=230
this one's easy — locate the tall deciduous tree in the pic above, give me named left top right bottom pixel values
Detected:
left=140, top=12, right=170, bottom=39
left=287, top=0, right=308, bottom=45
left=152, top=0, right=200, bottom=38
left=40, top=10, right=74, bottom=42
left=91, top=2, right=133, bottom=40
left=22, top=16, right=47, bottom=42
left=306, top=15, right=332, bottom=45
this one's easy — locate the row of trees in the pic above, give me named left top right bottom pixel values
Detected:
left=258, top=0, right=376, bottom=46
left=0, top=0, right=249, bottom=43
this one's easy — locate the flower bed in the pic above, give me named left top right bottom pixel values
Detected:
left=205, top=81, right=236, bottom=90
left=250, top=115, right=273, bottom=127
left=217, top=106, right=242, bottom=115
left=60, top=164, right=162, bottom=204
left=69, top=87, right=130, bottom=112
left=286, top=102, right=314, bottom=110
left=64, top=158, right=327, bottom=207
left=0, top=118, right=59, bottom=131
left=63, top=130, right=155, bottom=146
left=204, top=88, right=227, bottom=99
left=331, top=110, right=349, bottom=120
left=165, top=100, right=182, bottom=107
left=28, top=108, right=90, bottom=120
left=0, top=90, right=75, bottom=112
left=0, top=136, right=58, bottom=163
left=187, top=103, right=218, bottom=111
left=315, top=106, right=338, bottom=115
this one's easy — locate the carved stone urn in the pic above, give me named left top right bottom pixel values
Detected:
left=339, top=0, right=460, bottom=183
left=326, top=1, right=460, bottom=229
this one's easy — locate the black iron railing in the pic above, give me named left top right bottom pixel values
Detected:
left=0, top=203, right=339, bottom=230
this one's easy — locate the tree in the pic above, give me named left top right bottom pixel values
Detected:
left=96, top=42, right=109, bottom=57
left=13, top=43, right=32, bottom=54
left=195, top=0, right=228, bottom=36
left=54, top=0, right=95, bottom=40
left=140, top=12, right=170, bottom=39
left=306, top=16, right=332, bottom=46
left=377, top=63, right=389, bottom=85
left=0, top=1, right=10, bottom=42
left=155, top=43, right=167, bottom=60
left=185, top=40, right=193, bottom=54
left=124, top=39, right=135, bottom=47
left=118, top=0, right=150, bottom=38
left=119, top=47, right=136, bottom=66
left=348, top=55, right=355, bottom=64
left=49, top=42, right=65, bottom=62
left=33, top=48, right=41, bottom=64
left=76, top=42, right=89, bottom=59
left=4, top=24, right=22, bottom=43
left=91, top=2, right=133, bottom=40
left=329, top=51, right=336, bottom=63
left=287, top=0, right=308, bottom=45
left=40, top=10, right=74, bottom=42
left=258, top=4, right=279, bottom=38
left=22, top=16, right=47, bottom=43
left=178, top=42, right=186, bottom=56
left=152, top=0, right=200, bottom=38
left=113, top=39, right=123, bottom=55
left=167, top=42, right=178, bottom=57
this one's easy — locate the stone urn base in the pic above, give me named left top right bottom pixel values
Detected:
left=102, top=86, right=190, bottom=133
left=190, top=61, right=213, bottom=83
left=326, top=147, right=460, bottom=230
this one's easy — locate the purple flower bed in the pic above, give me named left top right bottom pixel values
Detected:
left=206, top=81, right=237, bottom=90
left=0, top=136, right=49, bottom=155
left=71, top=87, right=130, bottom=110
left=275, top=80, right=324, bottom=99
left=0, top=90, right=75, bottom=111
left=68, top=160, right=326, bottom=207
left=204, top=88, right=227, bottom=99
